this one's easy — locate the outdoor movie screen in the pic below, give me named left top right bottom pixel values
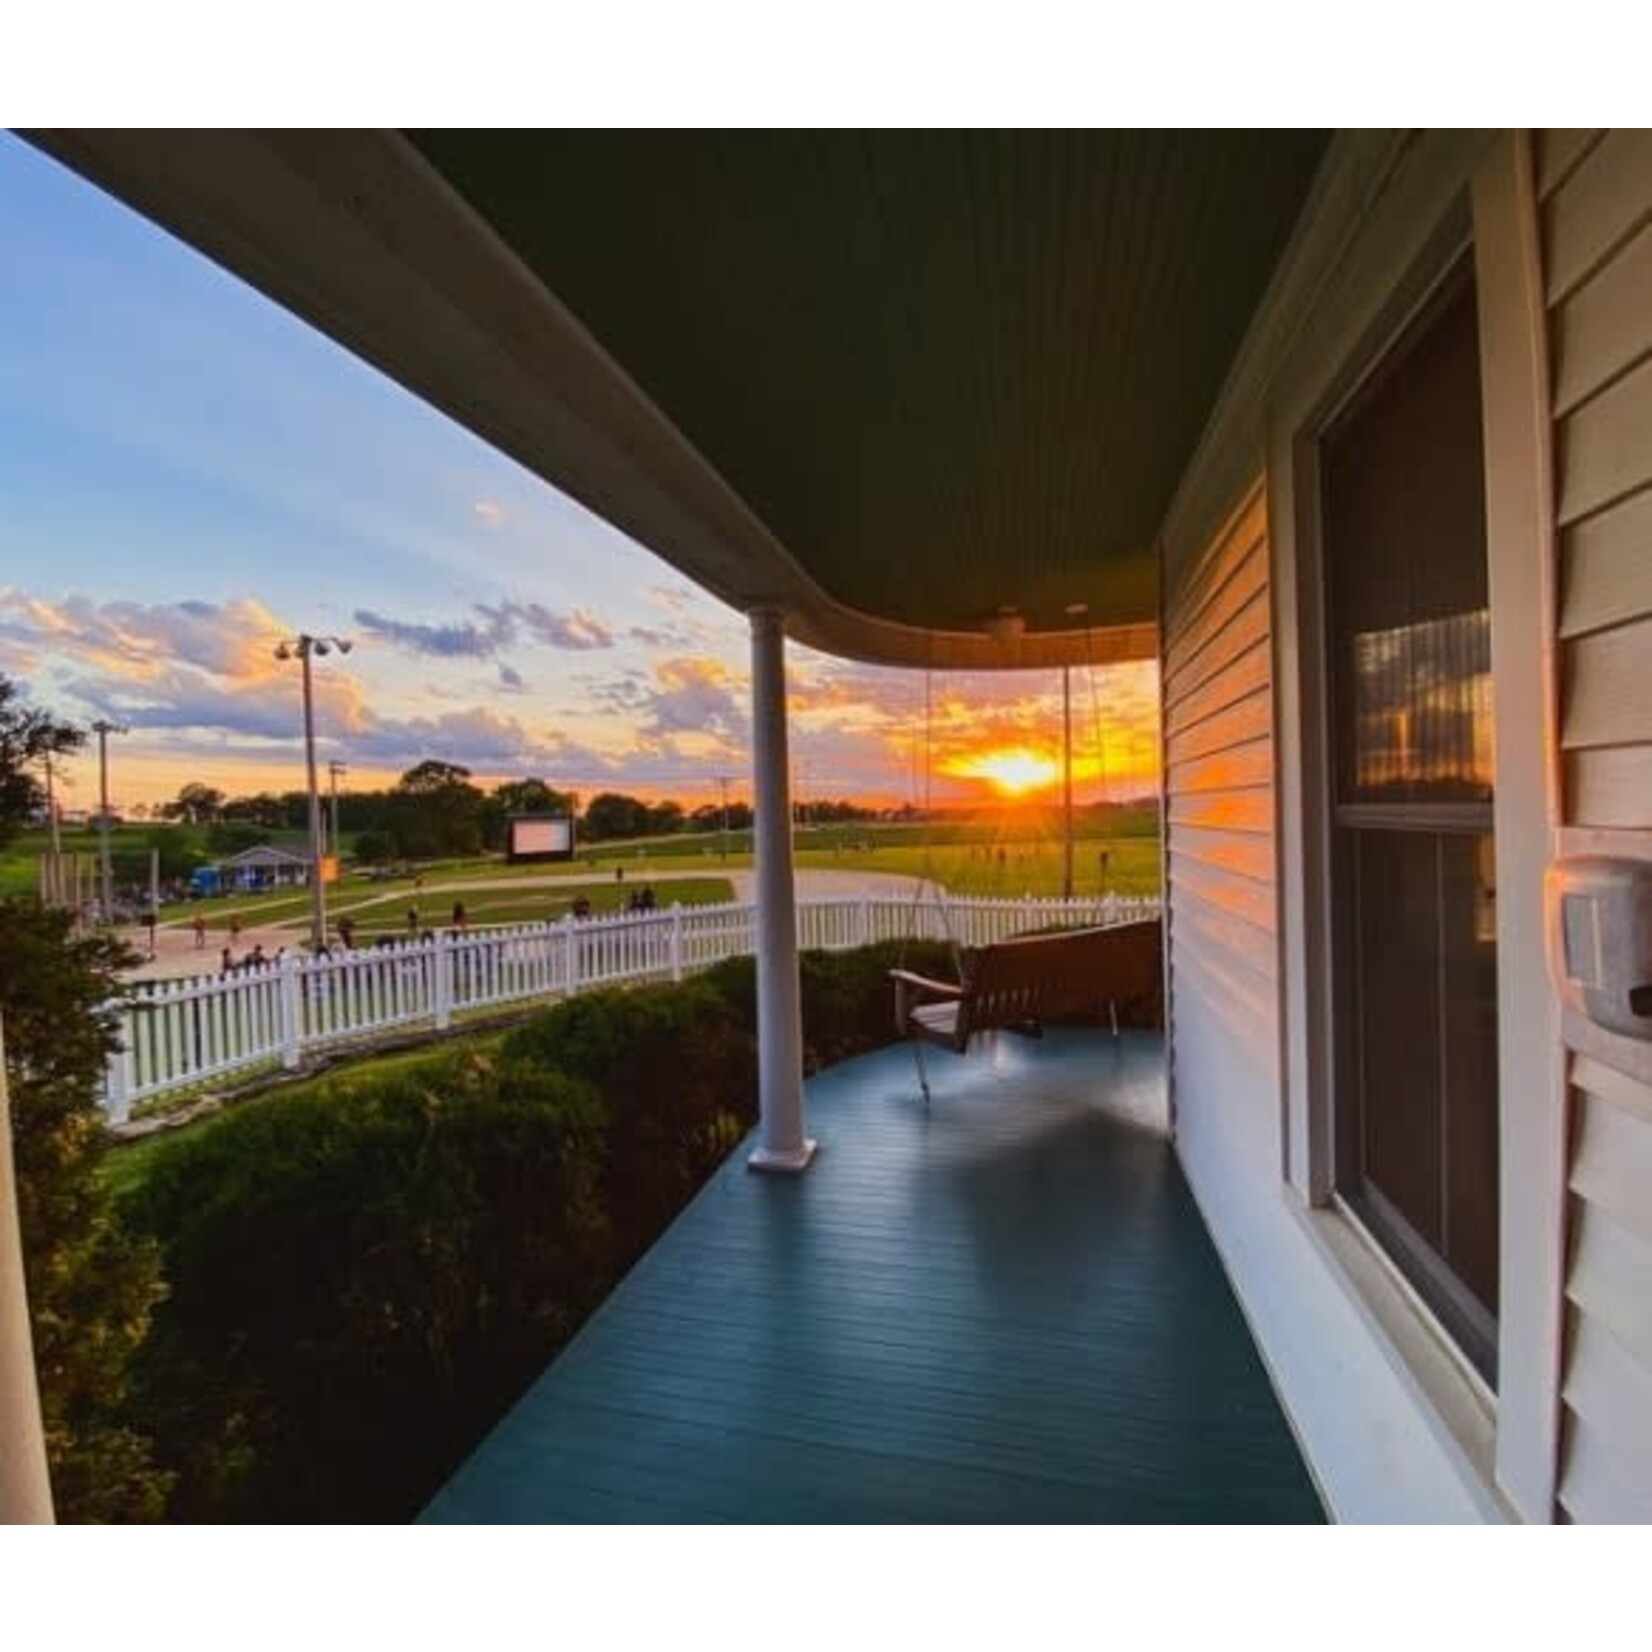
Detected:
left=507, top=815, right=575, bottom=862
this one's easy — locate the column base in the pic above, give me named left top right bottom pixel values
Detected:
left=748, top=1138, right=818, bottom=1174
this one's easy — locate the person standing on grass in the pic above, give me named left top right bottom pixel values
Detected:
left=451, top=900, right=467, bottom=932
left=337, top=914, right=355, bottom=951
left=192, top=913, right=206, bottom=950
left=407, top=905, right=419, bottom=935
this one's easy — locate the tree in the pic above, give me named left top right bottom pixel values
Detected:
left=581, top=792, right=652, bottom=842
left=647, top=800, right=685, bottom=836
left=689, top=800, right=753, bottom=834
left=0, top=675, right=83, bottom=847
left=157, top=783, right=225, bottom=825
left=352, top=828, right=395, bottom=865
left=387, top=760, right=484, bottom=860
left=2, top=899, right=170, bottom=1520
left=204, top=821, right=271, bottom=856
left=397, top=759, right=473, bottom=795
left=493, top=778, right=573, bottom=817
left=113, top=828, right=206, bottom=889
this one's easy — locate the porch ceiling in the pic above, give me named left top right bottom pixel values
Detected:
left=408, top=131, right=1326, bottom=643
left=29, top=129, right=1326, bottom=667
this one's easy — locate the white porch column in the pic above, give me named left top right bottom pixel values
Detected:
left=747, top=605, right=815, bottom=1173
left=0, top=1015, right=55, bottom=1522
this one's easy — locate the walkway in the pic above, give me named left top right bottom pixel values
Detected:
left=424, top=1029, right=1322, bottom=1523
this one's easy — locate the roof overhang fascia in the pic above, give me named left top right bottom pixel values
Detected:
left=27, top=128, right=1154, bottom=671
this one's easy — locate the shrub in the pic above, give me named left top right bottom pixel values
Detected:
left=120, top=1048, right=610, bottom=1522
left=701, top=939, right=959, bottom=1071
left=500, top=980, right=757, bottom=1265
left=1, top=898, right=170, bottom=1522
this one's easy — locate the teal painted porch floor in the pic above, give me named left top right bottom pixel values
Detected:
left=424, top=1029, right=1323, bottom=1523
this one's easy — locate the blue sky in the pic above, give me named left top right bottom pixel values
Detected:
left=0, top=131, right=1157, bottom=815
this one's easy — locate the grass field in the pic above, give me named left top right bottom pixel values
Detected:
left=332, top=878, right=737, bottom=939
left=6, top=803, right=1162, bottom=925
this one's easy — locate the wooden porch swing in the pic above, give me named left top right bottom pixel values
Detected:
left=890, top=919, right=1162, bottom=1104
left=885, top=655, right=1162, bottom=1104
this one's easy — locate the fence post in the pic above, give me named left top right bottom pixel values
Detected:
left=670, top=904, right=684, bottom=982
left=103, top=1003, right=134, bottom=1125
left=563, top=913, right=580, bottom=996
left=857, top=897, right=871, bottom=948
left=277, top=952, right=302, bottom=1070
left=433, top=931, right=454, bottom=1031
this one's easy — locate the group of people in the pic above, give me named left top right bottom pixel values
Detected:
left=191, top=884, right=681, bottom=975
left=405, top=901, right=468, bottom=935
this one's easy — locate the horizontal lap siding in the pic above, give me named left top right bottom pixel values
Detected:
left=1540, top=128, right=1652, bottom=1523
left=1165, top=480, right=1279, bottom=1137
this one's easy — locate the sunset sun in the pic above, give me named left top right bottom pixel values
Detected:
left=949, top=747, right=1061, bottom=798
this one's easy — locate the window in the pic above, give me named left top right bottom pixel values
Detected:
left=1321, top=262, right=1500, bottom=1384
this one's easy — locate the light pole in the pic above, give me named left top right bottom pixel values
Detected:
left=274, top=634, right=353, bottom=953
left=90, top=718, right=128, bottom=922
left=41, top=749, right=62, bottom=859
left=717, top=775, right=731, bottom=862
left=327, top=760, right=348, bottom=859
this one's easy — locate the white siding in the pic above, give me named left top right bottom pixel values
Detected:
left=1164, top=474, right=1500, bottom=1520
left=1160, top=132, right=1548, bottom=1522
left=1538, top=126, right=1652, bottom=1523
left=1164, top=483, right=1280, bottom=1140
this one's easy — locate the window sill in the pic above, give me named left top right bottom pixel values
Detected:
left=1298, top=1196, right=1515, bottom=1522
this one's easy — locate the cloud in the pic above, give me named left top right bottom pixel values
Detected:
left=345, top=706, right=582, bottom=771
left=587, top=656, right=751, bottom=769
left=495, top=602, right=614, bottom=652
left=647, top=583, right=699, bottom=613
left=645, top=657, right=747, bottom=740
left=0, top=589, right=288, bottom=683
left=473, top=500, right=503, bottom=526
left=354, top=599, right=615, bottom=660
left=498, top=663, right=525, bottom=692
left=353, top=608, right=498, bottom=659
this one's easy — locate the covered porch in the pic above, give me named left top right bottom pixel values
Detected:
left=425, top=1029, right=1321, bottom=1523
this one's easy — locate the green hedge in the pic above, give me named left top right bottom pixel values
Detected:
left=701, top=939, right=959, bottom=1071
left=500, top=978, right=758, bottom=1266
left=120, top=1050, right=611, bottom=1522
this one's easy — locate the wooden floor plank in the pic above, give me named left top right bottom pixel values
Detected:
left=424, top=1029, right=1322, bottom=1523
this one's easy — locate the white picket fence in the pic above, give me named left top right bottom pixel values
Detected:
left=103, top=892, right=1160, bottom=1122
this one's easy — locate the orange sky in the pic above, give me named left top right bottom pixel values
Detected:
left=45, top=654, right=1162, bottom=815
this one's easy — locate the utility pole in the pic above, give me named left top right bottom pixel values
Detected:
left=717, top=775, right=731, bottom=862
left=90, top=718, right=128, bottom=922
left=275, top=635, right=353, bottom=953
left=41, top=750, right=62, bottom=858
left=327, top=760, right=348, bottom=859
